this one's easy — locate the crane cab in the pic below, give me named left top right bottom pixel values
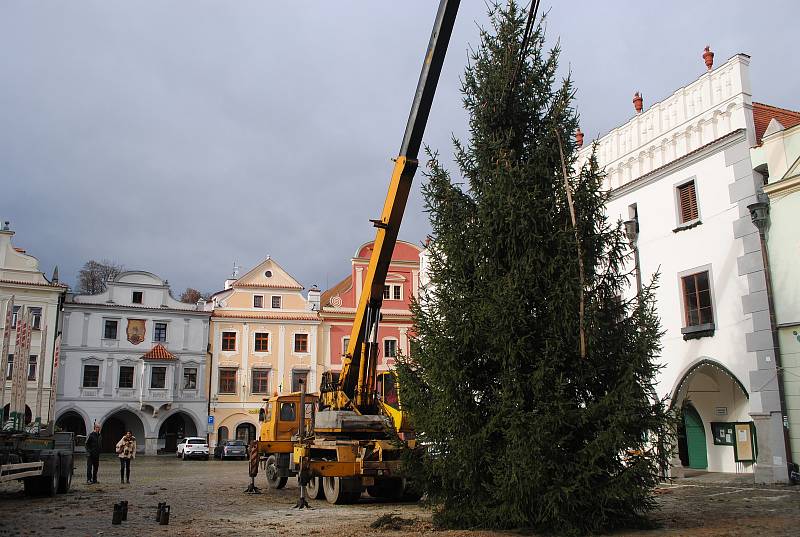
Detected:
left=257, top=392, right=318, bottom=444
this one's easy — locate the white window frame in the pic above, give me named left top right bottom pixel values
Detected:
left=82, top=362, right=101, bottom=388
left=271, top=295, right=282, bottom=309
left=182, top=366, right=198, bottom=390
left=152, top=320, right=169, bottom=343
left=383, top=338, right=398, bottom=359
left=383, top=284, right=402, bottom=301
left=673, top=176, right=701, bottom=228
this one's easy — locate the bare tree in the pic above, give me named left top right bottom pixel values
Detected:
left=76, top=259, right=124, bottom=295
left=179, top=288, right=202, bottom=303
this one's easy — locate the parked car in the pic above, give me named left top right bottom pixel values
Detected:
left=176, top=437, right=209, bottom=460
left=213, top=440, right=248, bottom=460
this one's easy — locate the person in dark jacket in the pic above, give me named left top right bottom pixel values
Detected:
left=85, top=423, right=101, bottom=484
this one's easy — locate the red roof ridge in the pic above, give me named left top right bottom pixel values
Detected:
left=752, top=102, right=800, bottom=145
left=752, top=101, right=800, bottom=114
left=142, top=344, right=176, bottom=361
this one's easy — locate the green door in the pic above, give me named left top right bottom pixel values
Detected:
left=683, top=406, right=708, bottom=469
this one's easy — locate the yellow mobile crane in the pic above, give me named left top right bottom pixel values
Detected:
left=254, top=0, right=459, bottom=505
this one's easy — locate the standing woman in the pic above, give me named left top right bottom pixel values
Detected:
left=115, top=431, right=136, bottom=484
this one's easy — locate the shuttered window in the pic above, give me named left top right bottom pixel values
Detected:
left=677, top=181, right=698, bottom=223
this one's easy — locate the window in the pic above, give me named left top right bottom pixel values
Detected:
left=219, top=368, right=236, bottom=394
left=11, top=306, right=20, bottom=328
left=342, top=337, right=350, bottom=356
left=279, top=402, right=296, bottom=421
left=222, top=331, right=236, bottom=351
left=217, top=426, right=229, bottom=443
left=681, top=271, right=713, bottom=327
left=150, top=366, right=166, bottom=389
left=294, top=333, right=308, bottom=353
left=6, top=355, right=12, bottom=380
left=183, top=367, right=197, bottom=390
left=271, top=296, right=281, bottom=309
left=119, top=366, right=134, bottom=388
left=383, top=284, right=402, bottom=300
left=291, top=370, right=308, bottom=392
left=30, top=308, right=42, bottom=330
left=254, top=332, right=269, bottom=352
left=104, top=319, right=118, bottom=340
left=253, top=295, right=264, bottom=308
left=83, top=364, right=100, bottom=388
left=132, top=291, right=143, bottom=304
left=154, top=322, right=168, bottom=342
left=383, top=339, right=397, bottom=359
left=677, top=180, right=699, bottom=224
left=27, top=355, right=37, bottom=381
left=251, top=369, right=270, bottom=394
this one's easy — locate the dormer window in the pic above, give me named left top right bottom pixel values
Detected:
left=132, top=291, right=143, bottom=304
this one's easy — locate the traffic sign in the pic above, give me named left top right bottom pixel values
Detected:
left=208, top=415, right=214, bottom=425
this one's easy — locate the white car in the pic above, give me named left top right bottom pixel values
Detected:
left=176, top=437, right=209, bottom=460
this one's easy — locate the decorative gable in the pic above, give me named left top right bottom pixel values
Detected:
left=232, top=257, right=303, bottom=290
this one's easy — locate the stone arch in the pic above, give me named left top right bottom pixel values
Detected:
left=99, top=407, right=146, bottom=453
left=234, top=420, right=257, bottom=444
left=669, top=358, right=748, bottom=408
left=55, top=407, right=89, bottom=437
left=156, top=410, right=200, bottom=453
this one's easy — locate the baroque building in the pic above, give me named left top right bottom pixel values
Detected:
left=319, top=240, right=421, bottom=387
left=57, top=271, right=210, bottom=454
left=0, top=223, right=66, bottom=429
left=206, top=257, right=322, bottom=448
left=575, top=49, right=798, bottom=482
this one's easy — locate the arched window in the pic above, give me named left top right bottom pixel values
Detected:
left=217, top=426, right=229, bottom=444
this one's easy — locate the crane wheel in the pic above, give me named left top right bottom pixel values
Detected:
left=265, top=455, right=287, bottom=489
left=306, top=476, right=325, bottom=500
left=322, top=477, right=361, bottom=504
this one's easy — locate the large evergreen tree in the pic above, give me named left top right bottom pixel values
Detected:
left=395, top=3, right=672, bottom=534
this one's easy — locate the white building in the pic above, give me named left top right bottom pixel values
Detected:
left=56, top=271, right=210, bottom=455
left=0, top=223, right=66, bottom=428
left=576, top=50, right=796, bottom=482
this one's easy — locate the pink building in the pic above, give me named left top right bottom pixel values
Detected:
left=320, top=240, right=422, bottom=376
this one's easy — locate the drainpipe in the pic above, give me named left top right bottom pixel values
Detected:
left=748, top=197, right=793, bottom=477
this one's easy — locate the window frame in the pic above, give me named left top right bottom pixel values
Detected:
left=251, top=368, right=270, bottom=395
left=218, top=368, right=237, bottom=394
left=271, top=295, right=282, bottom=309
left=29, top=308, right=42, bottom=330
left=150, top=366, right=167, bottom=389
left=253, top=295, right=264, bottom=309
left=291, top=370, right=309, bottom=393
left=103, top=318, right=119, bottom=340
left=153, top=321, right=168, bottom=343
left=6, top=354, right=13, bottom=380
left=82, top=364, right=100, bottom=388
left=342, top=336, right=350, bottom=356
left=132, top=291, right=144, bottom=304
left=383, top=338, right=398, bottom=359
left=253, top=332, right=270, bottom=353
left=221, top=331, right=237, bottom=352
left=383, top=284, right=402, bottom=301
left=674, top=178, right=700, bottom=228
left=293, top=333, right=309, bottom=354
left=27, top=355, right=37, bottom=381
left=678, top=265, right=716, bottom=340
left=183, top=367, right=198, bottom=390
left=118, top=365, right=135, bottom=389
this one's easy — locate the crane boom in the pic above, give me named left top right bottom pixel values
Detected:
left=321, top=0, right=460, bottom=415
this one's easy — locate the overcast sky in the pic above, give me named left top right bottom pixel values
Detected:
left=2, top=1, right=798, bottom=296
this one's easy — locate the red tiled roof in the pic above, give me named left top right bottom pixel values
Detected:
left=212, top=311, right=319, bottom=321
left=141, top=344, right=176, bottom=361
left=753, top=102, right=800, bottom=145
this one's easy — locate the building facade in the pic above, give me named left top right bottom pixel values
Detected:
left=207, top=257, right=322, bottom=449
left=576, top=51, right=796, bottom=482
left=751, top=115, right=800, bottom=466
left=57, top=271, right=210, bottom=455
left=319, top=240, right=421, bottom=380
left=0, top=223, right=66, bottom=429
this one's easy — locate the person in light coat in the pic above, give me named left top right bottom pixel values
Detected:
left=115, top=431, right=136, bottom=484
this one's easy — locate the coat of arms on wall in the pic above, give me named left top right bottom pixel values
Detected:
left=127, top=319, right=146, bottom=345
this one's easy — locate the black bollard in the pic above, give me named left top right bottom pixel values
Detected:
left=112, top=503, right=122, bottom=525
left=159, top=505, right=170, bottom=525
left=156, top=501, right=165, bottom=522
left=120, top=500, right=128, bottom=521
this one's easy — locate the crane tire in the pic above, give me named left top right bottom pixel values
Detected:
left=306, top=476, right=325, bottom=500
left=323, top=477, right=360, bottom=504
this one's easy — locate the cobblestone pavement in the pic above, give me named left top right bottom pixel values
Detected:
left=0, top=456, right=798, bottom=536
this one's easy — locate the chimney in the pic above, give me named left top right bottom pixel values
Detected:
left=224, top=278, right=236, bottom=290
left=632, top=92, right=643, bottom=114
left=575, top=128, right=584, bottom=148
left=702, top=45, right=714, bottom=71
left=307, top=285, right=321, bottom=312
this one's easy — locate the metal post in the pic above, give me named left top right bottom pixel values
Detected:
left=294, top=378, right=310, bottom=509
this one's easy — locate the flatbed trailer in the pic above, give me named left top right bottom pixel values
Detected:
left=0, top=431, right=74, bottom=496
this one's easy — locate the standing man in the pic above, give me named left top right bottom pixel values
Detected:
left=85, top=422, right=101, bottom=484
